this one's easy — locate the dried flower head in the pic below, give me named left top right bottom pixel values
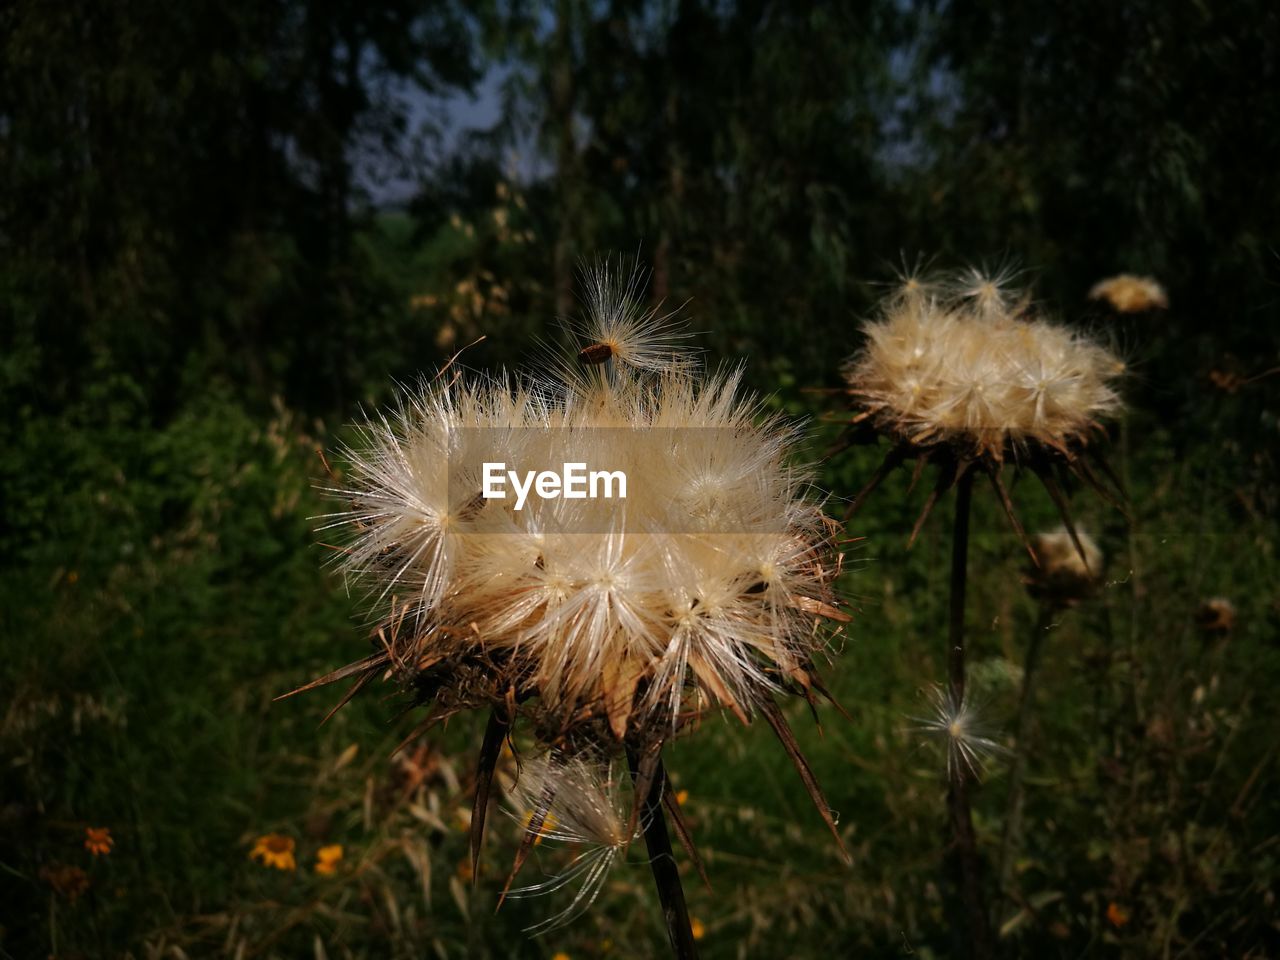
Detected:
left=503, top=754, right=637, bottom=933
left=320, top=349, right=841, bottom=743
left=1025, top=527, right=1103, bottom=605
left=296, top=260, right=850, bottom=922
left=839, top=265, right=1126, bottom=572
left=1089, top=274, right=1169, bottom=314
left=913, top=684, right=1004, bottom=782
left=845, top=269, right=1123, bottom=460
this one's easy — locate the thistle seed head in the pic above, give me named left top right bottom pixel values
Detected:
left=843, top=268, right=1124, bottom=461
left=319, top=262, right=845, bottom=746
left=912, top=684, right=1005, bottom=782
left=502, top=754, right=637, bottom=933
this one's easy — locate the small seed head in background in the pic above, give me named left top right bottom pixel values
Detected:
left=1025, top=527, right=1104, bottom=606
left=1088, top=274, right=1169, bottom=314
left=843, top=268, right=1124, bottom=462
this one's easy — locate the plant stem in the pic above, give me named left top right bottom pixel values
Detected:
left=626, top=746, right=699, bottom=960
left=998, top=603, right=1053, bottom=899
left=946, top=470, right=990, bottom=959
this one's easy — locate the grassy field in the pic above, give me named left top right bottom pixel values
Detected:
left=2, top=376, right=1277, bottom=959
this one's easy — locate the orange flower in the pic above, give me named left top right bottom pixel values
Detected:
left=249, top=833, right=296, bottom=871
left=675, top=789, right=689, bottom=806
left=1106, top=901, right=1130, bottom=928
left=690, top=916, right=706, bottom=940
left=84, top=826, right=114, bottom=856
left=314, top=844, right=344, bottom=876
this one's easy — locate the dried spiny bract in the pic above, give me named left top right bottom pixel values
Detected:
left=1025, top=527, right=1103, bottom=606
left=913, top=685, right=1005, bottom=782
left=844, top=270, right=1123, bottom=461
left=1089, top=274, right=1169, bottom=314
left=503, top=755, right=637, bottom=933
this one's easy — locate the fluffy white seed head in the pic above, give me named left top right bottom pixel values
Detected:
left=503, top=754, right=637, bottom=933
left=913, top=684, right=1004, bottom=782
left=321, top=266, right=842, bottom=742
left=844, top=269, right=1124, bottom=460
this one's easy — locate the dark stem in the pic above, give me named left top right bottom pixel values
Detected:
left=997, top=604, right=1053, bottom=899
left=626, top=746, right=699, bottom=960
left=945, top=470, right=991, bottom=959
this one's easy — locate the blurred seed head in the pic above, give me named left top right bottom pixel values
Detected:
left=1088, top=274, right=1169, bottom=314
left=1025, top=527, right=1103, bottom=606
left=912, top=684, right=1005, bottom=782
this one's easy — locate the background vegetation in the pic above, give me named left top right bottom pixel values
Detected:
left=2, top=1, right=1277, bottom=957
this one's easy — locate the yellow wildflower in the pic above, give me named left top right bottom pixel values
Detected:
left=691, top=916, right=706, bottom=940
left=675, top=789, right=689, bottom=806
left=84, top=826, right=114, bottom=856
left=314, top=844, right=344, bottom=876
left=249, top=833, right=296, bottom=871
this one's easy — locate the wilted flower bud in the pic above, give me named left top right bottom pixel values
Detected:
left=1024, top=527, right=1103, bottom=606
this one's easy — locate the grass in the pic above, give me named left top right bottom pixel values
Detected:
left=1, top=383, right=1276, bottom=959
